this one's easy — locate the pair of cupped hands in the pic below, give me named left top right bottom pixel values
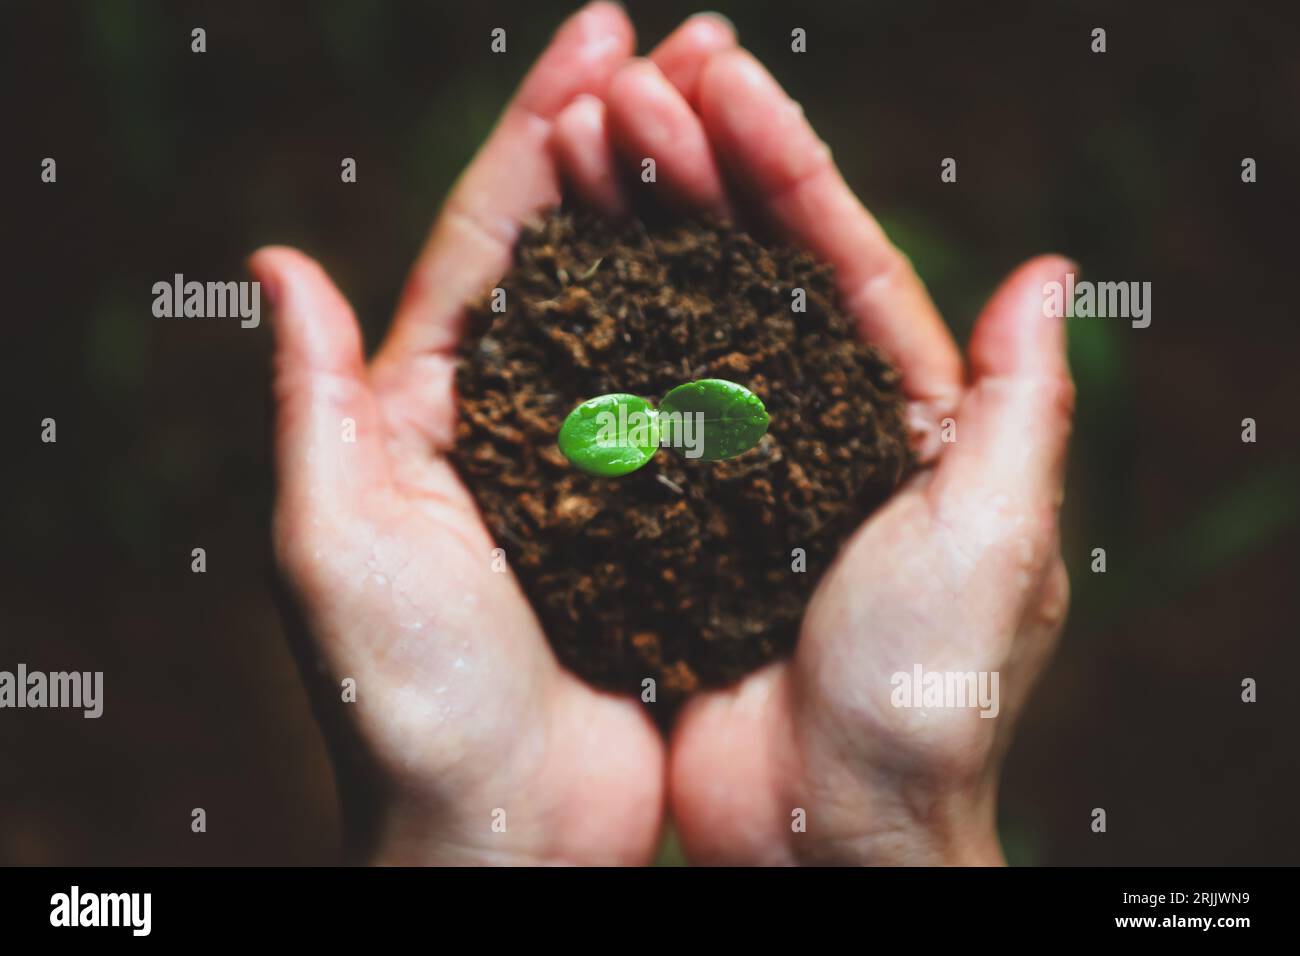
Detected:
left=249, top=4, right=1075, bottom=865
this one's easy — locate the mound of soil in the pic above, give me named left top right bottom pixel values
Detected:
left=453, top=209, right=912, bottom=707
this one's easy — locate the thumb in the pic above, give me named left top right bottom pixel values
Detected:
left=930, top=255, right=1076, bottom=516
left=248, top=246, right=387, bottom=511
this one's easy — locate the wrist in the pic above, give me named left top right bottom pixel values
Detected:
left=354, top=801, right=557, bottom=867
left=788, top=780, right=1005, bottom=867
left=334, top=780, right=507, bottom=866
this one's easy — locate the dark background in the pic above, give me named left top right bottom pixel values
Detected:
left=2, top=0, right=1297, bottom=865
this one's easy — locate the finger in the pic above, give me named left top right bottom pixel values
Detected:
left=669, top=666, right=799, bottom=865
left=605, top=58, right=730, bottom=217
left=647, top=12, right=737, bottom=106
left=249, top=246, right=389, bottom=510
left=697, top=49, right=964, bottom=418
left=569, top=13, right=733, bottom=218
left=552, top=94, right=628, bottom=218
left=378, top=1, right=634, bottom=364
left=931, top=255, right=1076, bottom=514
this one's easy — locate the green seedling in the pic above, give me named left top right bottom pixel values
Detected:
left=557, top=379, right=769, bottom=477
left=556, top=393, right=660, bottom=477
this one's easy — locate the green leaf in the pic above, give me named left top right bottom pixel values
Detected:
left=557, top=393, right=660, bottom=477
left=658, top=379, right=769, bottom=462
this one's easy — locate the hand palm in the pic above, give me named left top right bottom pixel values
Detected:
left=253, top=4, right=670, bottom=865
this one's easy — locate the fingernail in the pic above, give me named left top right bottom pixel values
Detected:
left=251, top=264, right=280, bottom=310
left=262, top=275, right=280, bottom=311
left=697, top=11, right=738, bottom=36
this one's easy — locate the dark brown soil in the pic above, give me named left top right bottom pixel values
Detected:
left=453, top=209, right=913, bottom=709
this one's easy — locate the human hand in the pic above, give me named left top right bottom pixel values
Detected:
left=249, top=3, right=736, bottom=865
left=550, top=36, right=1074, bottom=864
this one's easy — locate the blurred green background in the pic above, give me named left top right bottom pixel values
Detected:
left=3, top=0, right=1297, bottom=864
